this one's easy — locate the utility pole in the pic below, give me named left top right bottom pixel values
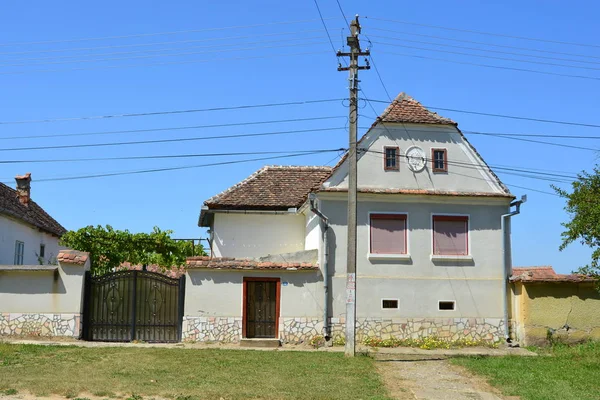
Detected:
left=337, top=15, right=370, bottom=357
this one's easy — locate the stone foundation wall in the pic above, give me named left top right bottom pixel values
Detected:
left=182, top=316, right=505, bottom=343
left=182, top=317, right=242, bottom=342
left=0, top=313, right=80, bottom=337
left=330, top=317, right=505, bottom=343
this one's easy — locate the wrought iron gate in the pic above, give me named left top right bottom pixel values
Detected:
left=83, top=270, right=185, bottom=342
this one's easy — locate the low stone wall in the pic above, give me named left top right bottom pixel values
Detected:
left=330, top=317, right=505, bottom=343
left=0, top=313, right=80, bottom=337
left=182, top=317, right=242, bottom=342
left=182, top=316, right=323, bottom=343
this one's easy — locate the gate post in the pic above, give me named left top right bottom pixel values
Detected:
left=130, top=270, right=138, bottom=341
left=178, top=274, right=186, bottom=342
left=82, top=270, right=91, bottom=340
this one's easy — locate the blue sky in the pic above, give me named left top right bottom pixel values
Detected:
left=0, top=1, right=598, bottom=273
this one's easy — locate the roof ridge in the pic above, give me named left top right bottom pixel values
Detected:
left=378, top=92, right=456, bottom=125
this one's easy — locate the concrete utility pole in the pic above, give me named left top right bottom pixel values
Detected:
left=337, top=15, right=370, bottom=357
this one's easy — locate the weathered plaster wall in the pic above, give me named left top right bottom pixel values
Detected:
left=325, top=123, right=506, bottom=194
left=513, top=282, right=600, bottom=346
left=319, top=194, right=508, bottom=320
left=0, top=215, right=61, bottom=265
left=0, top=259, right=89, bottom=338
left=211, top=213, right=306, bottom=258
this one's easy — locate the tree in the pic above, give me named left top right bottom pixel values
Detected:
left=60, top=225, right=206, bottom=275
left=554, top=166, right=600, bottom=280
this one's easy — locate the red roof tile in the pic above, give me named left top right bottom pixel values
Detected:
left=57, top=250, right=89, bottom=266
left=379, top=93, right=456, bottom=125
left=0, top=181, right=66, bottom=236
left=204, top=165, right=332, bottom=210
left=511, top=266, right=595, bottom=283
left=186, top=256, right=318, bottom=271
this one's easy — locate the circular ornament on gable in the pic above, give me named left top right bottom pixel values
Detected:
left=405, top=146, right=426, bottom=172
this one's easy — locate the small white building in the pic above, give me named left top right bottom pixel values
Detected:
left=0, top=173, right=66, bottom=265
left=192, top=93, right=520, bottom=344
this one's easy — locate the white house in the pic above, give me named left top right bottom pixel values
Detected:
left=192, top=93, right=521, bottom=344
left=0, top=173, right=66, bottom=265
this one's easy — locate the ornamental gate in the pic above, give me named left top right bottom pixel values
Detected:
left=83, top=270, right=185, bottom=342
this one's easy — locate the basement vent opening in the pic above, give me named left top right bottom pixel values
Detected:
left=382, top=299, right=399, bottom=309
left=439, top=301, right=455, bottom=311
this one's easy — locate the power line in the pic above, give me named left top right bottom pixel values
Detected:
left=0, top=127, right=347, bottom=152
left=370, top=36, right=600, bottom=68
left=0, top=116, right=345, bottom=141
left=364, top=99, right=600, bottom=129
left=364, top=16, right=600, bottom=49
left=313, top=0, right=339, bottom=55
left=466, top=131, right=598, bottom=152
left=0, top=50, right=331, bottom=75
left=0, top=18, right=335, bottom=47
left=0, top=98, right=344, bottom=125
left=0, top=36, right=327, bottom=66
left=0, top=148, right=345, bottom=164
left=0, top=151, right=338, bottom=184
left=367, top=27, right=600, bottom=62
left=0, top=41, right=329, bottom=68
left=0, top=29, right=325, bottom=58
left=377, top=49, right=600, bottom=81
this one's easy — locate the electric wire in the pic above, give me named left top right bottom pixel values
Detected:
left=0, top=18, right=336, bottom=47
left=0, top=29, right=325, bottom=58
left=377, top=49, right=600, bottom=81
left=0, top=127, right=347, bottom=152
left=364, top=16, right=600, bottom=49
left=0, top=151, right=338, bottom=184
left=0, top=116, right=345, bottom=141
left=0, top=37, right=328, bottom=67
left=368, top=33, right=600, bottom=66
left=0, top=98, right=345, bottom=125
left=372, top=40, right=600, bottom=72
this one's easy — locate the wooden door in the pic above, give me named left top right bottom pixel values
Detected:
left=243, top=278, right=280, bottom=338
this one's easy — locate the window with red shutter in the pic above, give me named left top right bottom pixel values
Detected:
left=432, top=215, right=469, bottom=256
left=370, top=214, right=407, bottom=254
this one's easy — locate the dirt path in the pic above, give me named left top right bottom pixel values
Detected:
left=375, top=355, right=517, bottom=400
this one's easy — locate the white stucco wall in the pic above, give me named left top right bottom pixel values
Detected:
left=0, top=215, right=61, bottom=265
left=185, top=270, right=323, bottom=317
left=326, top=123, right=506, bottom=195
left=319, top=193, right=510, bottom=319
left=0, top=263, right=89, bottom=314
left=211, top=213, right=306, bottom=258
left=304, top=209, right=321, bottom=251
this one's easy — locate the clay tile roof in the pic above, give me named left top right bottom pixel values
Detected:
left=57, top=250, right=89, bottom=266
left=186, top=256, right=318, bottom=271
left=0, top=182, right=67, bottom=237
left=379, top=93, right=456, bottom=125
left=511, top=266, right=595, bottom=283
left=204, top=165, right=332, bottom=210
left=321, top=187, right=514, bottom=198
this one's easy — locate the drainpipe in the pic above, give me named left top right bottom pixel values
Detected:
left=309, top=193, right=330, bottom=340
left=501, top=195, right=526, bottom=342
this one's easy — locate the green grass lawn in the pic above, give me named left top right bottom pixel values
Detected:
left=452, top=341, right=600, bottom=400
left=0, top=343, right=390, bottom=400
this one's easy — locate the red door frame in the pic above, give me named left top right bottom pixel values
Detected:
left=242, top=277, right=281, bottom=338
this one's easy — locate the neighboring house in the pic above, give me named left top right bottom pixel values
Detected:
left=0, top=173, right=66, bottom=265
left=510, top=266, right=600, bottom=346
left=193, top=92, right=520, bottom=344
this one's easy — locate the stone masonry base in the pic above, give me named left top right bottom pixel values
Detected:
left=182, top=316, right=504, bottom=343
left=0, top=313, right=81, bottom=337
left=331, top=317, right=505, bottom=343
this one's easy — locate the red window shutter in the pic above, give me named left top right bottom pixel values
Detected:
left=433, top=216, right=468, bottom=255
left=370, top=214, right=407, bottom=254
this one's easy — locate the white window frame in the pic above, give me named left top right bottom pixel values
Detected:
left=381, top=298, right=400, bottom=310
left=430, top=213, right=473, bottom=261
left=367, top=211, right=411, bottom=261
left=438, top=300, right=456, bottom=311
left=14, top=241, right=24, bottom=265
